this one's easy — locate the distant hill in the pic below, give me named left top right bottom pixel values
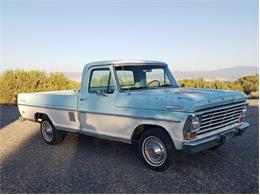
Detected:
left=173, top=66, right=258, bottom=81
left=64, top=72, right=82, bottom=82
left=64, top=66, right=258, bottom=82
left=1, top=66, right=256, bottom=82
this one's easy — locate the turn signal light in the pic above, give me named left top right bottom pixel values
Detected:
left=239, top=116, right=244, bottom=123
left=187, top=131, right=197, bottom=140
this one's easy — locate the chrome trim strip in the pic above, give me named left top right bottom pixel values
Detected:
left=200, top=114, right=240, bottom=128
left=18, top=103, right=77, bottom=111
left=183, top=122, right=249, bottom=146
left=201, top=106, right=244, bottom=118
left=195, top=102, right=246, bottom=115
left=115, top=105, right=184, bottom=113
left=201, top=110, right=241, bottom=122
left=201, top=118, right=239, bottom=130
left=18, top=103, right=181, bottom=123
left=183, top=134, right=218, bottom=146
left=201, top=114, right=241, bottom=126
left=78, top=110, right=181, bottom=123
left=198, top=121, right=240, bottom=134
left=196, top=102, right=247, bottom=135
left=238, top=122, right=249, bottom=129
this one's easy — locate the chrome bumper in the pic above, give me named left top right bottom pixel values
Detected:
left=183, top=122, right=249, bottom=154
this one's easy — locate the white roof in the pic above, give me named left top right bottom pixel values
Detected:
left=85, top=60, right=167, bottom=67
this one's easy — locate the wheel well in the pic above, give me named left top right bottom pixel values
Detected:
left=34, top=113, right=48, bottom=122
left=131, top=124, right=173, bottom=145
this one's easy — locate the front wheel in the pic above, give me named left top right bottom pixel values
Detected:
left=139, top=128, right=175, bottom=171
left=41, top=116, right=67, bottom=145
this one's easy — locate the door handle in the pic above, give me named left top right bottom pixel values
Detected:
left=80, top=98, right=87, bottom=101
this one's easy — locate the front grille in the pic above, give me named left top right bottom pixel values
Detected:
left=197, top=101, right=246, bottom=135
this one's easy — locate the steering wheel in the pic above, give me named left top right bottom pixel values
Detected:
left=147, top=80, right=160, bottom=87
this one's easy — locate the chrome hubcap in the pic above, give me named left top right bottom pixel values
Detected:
left=42, top=121, right=53, bottom=142
left=142, top=136, right=167, bottom=166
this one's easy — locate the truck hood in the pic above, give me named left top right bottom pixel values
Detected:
left=115, top=87, right=247, bottom=112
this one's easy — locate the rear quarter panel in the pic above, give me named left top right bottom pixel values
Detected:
left=17, top=91, right=80, bottom=130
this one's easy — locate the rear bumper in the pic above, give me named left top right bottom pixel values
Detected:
left=183, top=122, right=249, bottom=154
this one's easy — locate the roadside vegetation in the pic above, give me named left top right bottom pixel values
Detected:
left=179, top=74, right=259, bottom=99
left=0, top=70, right=258, bottom=104
left=0, top=70, right=80, bottom=104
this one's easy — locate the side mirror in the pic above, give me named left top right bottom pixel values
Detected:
left=96, top=90, right=108, bottom=97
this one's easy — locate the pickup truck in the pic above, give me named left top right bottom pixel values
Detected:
left=18, top=60, right=249, bottom=171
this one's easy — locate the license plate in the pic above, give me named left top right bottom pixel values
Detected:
left=222, top=130, right=235, bottom=141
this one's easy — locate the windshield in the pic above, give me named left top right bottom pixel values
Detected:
left=115, top=65, right=178, bottom=91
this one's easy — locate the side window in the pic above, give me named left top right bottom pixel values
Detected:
left=89, top=69, right=115, bottom=94
left=116, top=70, right=135, bottom=89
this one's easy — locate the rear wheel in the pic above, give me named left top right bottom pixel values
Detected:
left=40, top=116, right=67, bottom=145
left=138, top=128, right=175, bottom=171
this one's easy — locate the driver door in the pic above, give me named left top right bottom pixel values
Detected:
left=78, top=66, right=117, bottom=136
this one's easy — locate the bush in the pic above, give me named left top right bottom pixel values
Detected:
left=235, top=75, right=259, bottom=95
left=178, top=74, right=258, bottom=98
left=249, top=91, right=259, bottom=99
left=0, top=70, right=80, bottom=104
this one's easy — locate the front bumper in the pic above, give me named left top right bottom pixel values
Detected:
left=183, top=122, right=249, bottom=154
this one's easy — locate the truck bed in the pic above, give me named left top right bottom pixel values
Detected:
left=17, top=90, right=80, bottom=130
left=18, top=90, right=79, bottom=110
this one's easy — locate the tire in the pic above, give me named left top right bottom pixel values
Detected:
left=40, top=115, right=67, bottom=145
left=138, top=128, right=175, bottom=171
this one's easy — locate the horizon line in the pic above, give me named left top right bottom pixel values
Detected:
left=0, top=65, right=258, bottom=73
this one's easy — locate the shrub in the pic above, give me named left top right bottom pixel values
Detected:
left=0, top=70, right=80, bottom=104
left=178, top=74, right=258, bottom=98
left=249, top=91, right=259, bottom=99
left=235, top=74, right=259, bottom=95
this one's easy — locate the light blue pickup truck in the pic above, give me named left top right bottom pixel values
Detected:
left=18, top=60, right=249, bottom=171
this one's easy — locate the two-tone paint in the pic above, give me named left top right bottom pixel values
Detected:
left=18, top=60, right=249, bottom=150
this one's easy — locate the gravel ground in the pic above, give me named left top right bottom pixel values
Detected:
left=0, top=100, right=258, bottom=193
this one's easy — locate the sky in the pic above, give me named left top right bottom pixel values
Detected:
left=0, top=0, right=259, bottom=72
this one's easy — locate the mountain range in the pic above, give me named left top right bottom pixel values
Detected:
left=64, top=66, right=258, bottom=82
left=172, top=66, right=258, bottom=81
left=0, top=66, right=257, bottom=82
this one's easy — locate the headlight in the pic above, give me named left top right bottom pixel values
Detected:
left=183, top=115, right=200, bottom=140
left=191, top=116, right=200, bottom=130
left=241, top=105, right=248, bottom=116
